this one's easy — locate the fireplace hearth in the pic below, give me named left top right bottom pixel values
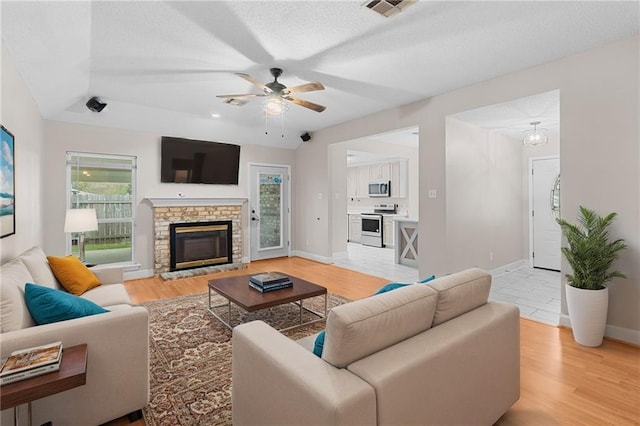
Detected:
left=170, top=221, right=232, bottom=271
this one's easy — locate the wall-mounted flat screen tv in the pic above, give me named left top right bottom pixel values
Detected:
left=161, top=137, right=241, bottom=185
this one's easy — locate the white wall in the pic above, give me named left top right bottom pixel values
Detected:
left=0, top=42, right=45, bottom=262
left=43, top=120, right=296, bottom=275
left=445, top=118, right=522, bottom=272
left=295, top=36, right=639, bottom=343
left=293, top=135, right=331, bottom=262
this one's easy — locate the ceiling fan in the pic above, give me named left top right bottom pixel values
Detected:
left=216, top=68, right=326, bottom=113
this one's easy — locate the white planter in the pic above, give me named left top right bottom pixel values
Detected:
left=565, top=284, right=609, bottom=347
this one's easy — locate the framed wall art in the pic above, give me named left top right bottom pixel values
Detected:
left=0, top=125, right=15, bottom=238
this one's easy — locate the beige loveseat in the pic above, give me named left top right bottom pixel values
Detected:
left=233, top=268, right=520, bottom=425
left=0, top=247, right=149, bottom=426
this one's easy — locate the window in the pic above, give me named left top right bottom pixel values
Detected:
left=66, top=152, right=136, bottom=265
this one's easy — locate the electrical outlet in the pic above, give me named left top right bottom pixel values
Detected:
left=428, top=189, right=437, bottom=198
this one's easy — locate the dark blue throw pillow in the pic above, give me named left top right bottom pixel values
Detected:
left=24, top=283, right=109, bottom=325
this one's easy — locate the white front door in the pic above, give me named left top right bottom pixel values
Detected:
left=531, top=157, right=561, bottom=271
left=249, top=164, right=290, bottom=261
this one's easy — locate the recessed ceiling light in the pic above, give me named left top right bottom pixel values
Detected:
left=211, top=113, right=221, bottom=118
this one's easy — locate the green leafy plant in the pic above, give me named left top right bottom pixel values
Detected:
left=557, top=206, right=627, bottom=290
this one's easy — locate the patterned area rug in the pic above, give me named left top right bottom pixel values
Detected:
left=140, top=291, right=350, bottom=425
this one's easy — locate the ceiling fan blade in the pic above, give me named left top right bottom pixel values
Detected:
left=235, top=73, right=272, bottom=93
left=216, top=94, right=265, bottom=99
left=283, top=81, right=325, bottom=95
left=284, top=96, right=326, bottom=113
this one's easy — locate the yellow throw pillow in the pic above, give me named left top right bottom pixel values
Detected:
left=46, top=255, right=101, bottom=295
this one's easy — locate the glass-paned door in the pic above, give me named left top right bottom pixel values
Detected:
left=250, top=165, right=289, bottom=260
left=66, top=152, right=136, bottom=265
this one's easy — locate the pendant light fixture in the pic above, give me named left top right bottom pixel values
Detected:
left=522, top=121, right=549, bottom=147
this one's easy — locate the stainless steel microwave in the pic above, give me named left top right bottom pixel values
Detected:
left=368, top=181, right=390, bottom=197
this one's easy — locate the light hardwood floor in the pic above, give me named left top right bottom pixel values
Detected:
left=105, top=257, right=640, bottom=426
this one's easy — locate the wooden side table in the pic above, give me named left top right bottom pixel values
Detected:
left=1, top=344, right=88, bottom=426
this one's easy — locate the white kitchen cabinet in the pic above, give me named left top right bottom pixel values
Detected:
left=347, top=166, right=369, bottom=198
left=369, top=163, right=391, bottom=181
left=347, top=167, right=358, bottom=198
left=357, top=166, right=370, bottom=197
left=348, top=214, right=362, bottom=243
left=383, top=216, right=394, bottom=248
left=390, top=160, right=408, bottom=198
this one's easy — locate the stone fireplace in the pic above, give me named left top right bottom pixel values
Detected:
left=146, top=198, right=246, bottom=275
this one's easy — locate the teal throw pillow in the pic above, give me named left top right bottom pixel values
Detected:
left=24, top=283, right=109, bottom=325
left=374, top=282, right=411, bottom=295
left=374, top=275, right=436, bottom=295
left=313, top=330, right=326, bottom=357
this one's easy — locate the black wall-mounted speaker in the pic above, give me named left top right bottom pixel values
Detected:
left=86, top=96, right=107, bottom=113
left=300, top=132, right=311, bottom=142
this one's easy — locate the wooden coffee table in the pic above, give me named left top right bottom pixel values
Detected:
left=208, top=274, right=327, bottom=331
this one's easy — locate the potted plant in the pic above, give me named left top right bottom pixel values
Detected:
left=557, top=206, right=627, bottom=347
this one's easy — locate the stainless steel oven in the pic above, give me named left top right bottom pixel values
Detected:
left=361, top=213, right=383, bottom=247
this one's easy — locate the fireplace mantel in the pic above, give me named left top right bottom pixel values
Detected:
left=145, top=197, right=247, bottom=207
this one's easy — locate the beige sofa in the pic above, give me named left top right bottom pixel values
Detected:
left=0, top=247, right=149, bottom=426
left=233, top=268, right=520, bottom=425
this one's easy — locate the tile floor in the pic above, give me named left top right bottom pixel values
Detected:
left=490, top=266, right=561, bottom=325
left=335, top=242, right=561, bottom=325
left=334, top=243, right=420, bottom=283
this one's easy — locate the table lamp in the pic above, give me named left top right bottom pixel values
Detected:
left=64, top=208, right=98, bottom=263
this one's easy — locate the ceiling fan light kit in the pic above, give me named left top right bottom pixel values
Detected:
left=217, top=67, right=327, bottom=115
left=522, top=121, right=549, bottom=147
left=264, top=97, right=289, bottom=116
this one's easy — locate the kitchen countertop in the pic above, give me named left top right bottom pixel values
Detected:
left=348, top=210, right=408, bottom=217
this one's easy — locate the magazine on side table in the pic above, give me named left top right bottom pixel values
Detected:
left=0, top=341, right=63, bottom=385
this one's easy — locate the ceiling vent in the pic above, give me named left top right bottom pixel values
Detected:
left=362, top=0, right=417, bottom=17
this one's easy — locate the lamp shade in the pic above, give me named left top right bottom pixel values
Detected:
left=64, top=208, right=98, bottom=233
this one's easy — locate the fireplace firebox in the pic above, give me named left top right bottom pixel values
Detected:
left=169, top=221, right=232, bottom=271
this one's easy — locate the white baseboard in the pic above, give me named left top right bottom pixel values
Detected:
left=332, top=251, right=348, bottom=261
left=291, top=250, right=333, bottom=264
left=489, top=259, right=528, bottom=278
left=559, top=314, right=639, bottom=345
left=124, top=268, right=154, bottom=280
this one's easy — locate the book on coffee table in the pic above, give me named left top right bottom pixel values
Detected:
left=0, top=341, right=63, bottom=385
left=249, top=280, right=293, bottom=293
left=250, top=272, right=290, bottom=286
